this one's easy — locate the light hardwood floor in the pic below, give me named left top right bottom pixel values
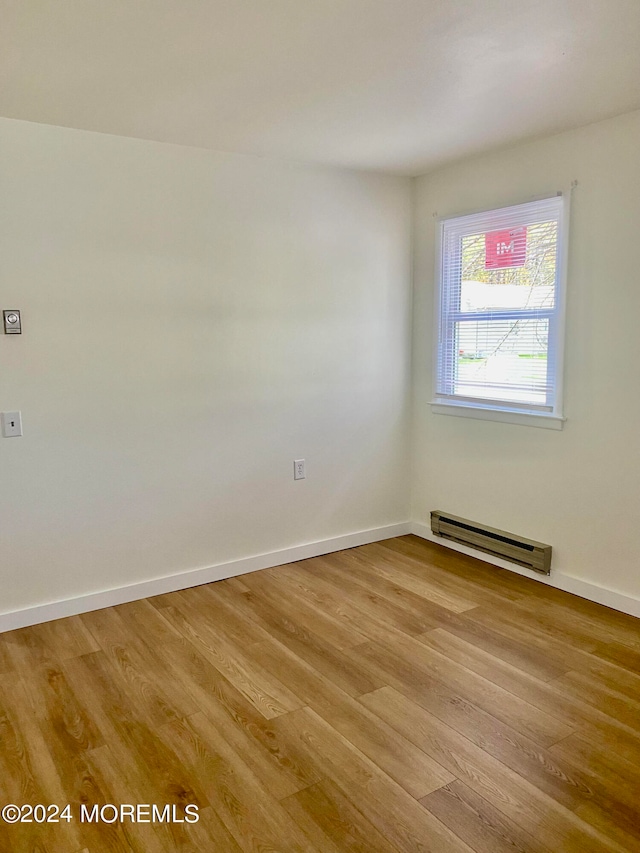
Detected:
left=1, top=535, right=639, bottom=852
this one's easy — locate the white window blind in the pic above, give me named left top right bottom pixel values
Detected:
left=433, top=195, right=567, bottom=423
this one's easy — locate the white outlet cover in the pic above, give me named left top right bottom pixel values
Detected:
left=1, top=411, right=23, bottom=437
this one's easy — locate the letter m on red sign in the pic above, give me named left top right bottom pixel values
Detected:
left=485, top=227, right=527, bottom=269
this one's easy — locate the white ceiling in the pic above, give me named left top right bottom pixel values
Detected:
left=2, top=1, right=640, bottom=175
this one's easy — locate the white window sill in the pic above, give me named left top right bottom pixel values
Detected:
left=430, top=401, right=565, bottom=430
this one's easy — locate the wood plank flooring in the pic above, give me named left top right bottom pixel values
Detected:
left=0, top=535, right=639, bottom=852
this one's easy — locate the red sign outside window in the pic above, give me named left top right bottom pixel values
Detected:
left=485, top=226, right=527, bottom=269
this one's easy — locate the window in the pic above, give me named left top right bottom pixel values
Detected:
left=432, top=195, right=568, bottom=429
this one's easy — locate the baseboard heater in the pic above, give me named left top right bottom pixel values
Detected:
left=430, top=511, right=552, bottom=575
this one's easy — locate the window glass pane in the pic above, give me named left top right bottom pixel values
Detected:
left=459, top=220, right=557, bottom=313
left=454, top=318, right=549, bottom=405
left=436, top=195, right=565, bottom=418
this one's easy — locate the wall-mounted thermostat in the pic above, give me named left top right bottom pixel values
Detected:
left=3, top=310, right=21, bottom=334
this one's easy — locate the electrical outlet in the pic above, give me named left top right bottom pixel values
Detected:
left=294, top=459, right=306, bottom=480
left=1, top=411, right=23, bottom=437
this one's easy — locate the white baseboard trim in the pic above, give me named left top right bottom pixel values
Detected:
left=410, top=521, right=640, bottom=619
left=0, top=522, right=412, bottom=634
left=6, top=518, right=637, bottom=633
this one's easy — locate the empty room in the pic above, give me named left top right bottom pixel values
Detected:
left=1, top=2, right=640, bottom=851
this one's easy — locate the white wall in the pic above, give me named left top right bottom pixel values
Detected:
left=5, top=107, right=639, bottom=623
left=0, top=118, right=412, bottom=616
left=412, top=109, right=640, bottom=604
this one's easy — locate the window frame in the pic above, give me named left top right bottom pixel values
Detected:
left=431, top=194, right=570, bottom=430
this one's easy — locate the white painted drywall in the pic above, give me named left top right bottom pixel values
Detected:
left=412, top=109, right=640, bottom=601
left=0, top=118, right=412, bottom=614
left=4, top=1, right=640, bottom=174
